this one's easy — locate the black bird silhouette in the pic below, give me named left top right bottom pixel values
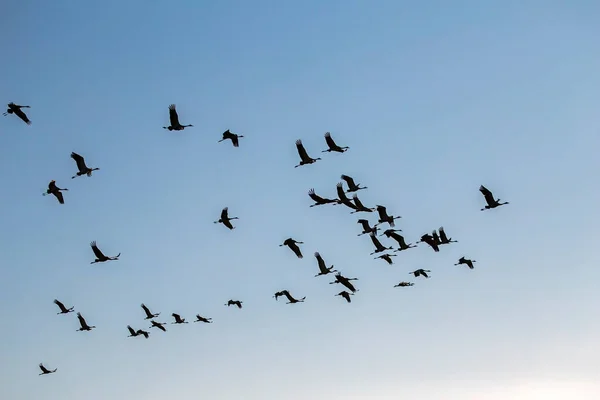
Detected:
left=329, top=273, right=359, bottom=293
left=375, top=205, right=399, bottom=227
left=380, top=229, right=417, bottom=252
left=136, top=329, right=150, bottom=338
left=294, top=139, right=321, bottom=167
left=322, top=132, right=349, bottom=153
left=38, top=363, right=57, bottom=375
left=479, top=185, right=509, bottom=211
left=280, top=238, right=304, bottom=258
left=163, top=104, right=193, bottom=131
left=419, top=234, right=440, bottom=252
left=76, top=312, right=95, bottom=332
left=53, top=299, right=74, bottom=314
left=214, top=207, right=238, bottom=230
left=127, top=325, right=150, bottom=339
left=340, top=174, right=366, bottom=192
left=431, top=230, right=441, bottom=246
left=438, top=226, right=457, bottom=245
left=455, top=256, right=476, bottom=269
left=357, top=219, right=378, bottom=236
left=394, top=282, right=414, bottom=287
left=225, top=300, right=243, bottom=309
left=369, top=232, right=392, bottom=255
left=374, top=253, right=397, bottom=264
left=171, top=313, right=188, bottom=324
left=351, top=194, right=374, bottom=213
left=273, top=290, right=306, bottom=304
left=149, top=320, right=167, bottom=332
left=70, top=152, right=99, bottom=179
left=4, top=102, right=31, bottom=125
left=141, top=303, right=160, bottom=320
left=308, top=188, right=339, bottom=207
left=218, top=129, right=244, bottom=147
left=314, top=252, right=337, bottom=277
left=90, top=241, right=120, bottom=264
left=335, top=291, right=354, bottom=303
left=336, top=183, right=358, bottom=210
left=194, top=314, right=213, bottom=323
left=43, top=180, right=68, bottom=204
left=410, top=269, right=431, bottom=278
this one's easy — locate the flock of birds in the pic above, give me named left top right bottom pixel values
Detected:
left=4, top=101, right=510, bottom=377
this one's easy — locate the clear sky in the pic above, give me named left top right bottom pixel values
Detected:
left=1, top=1, right=599, bottom=399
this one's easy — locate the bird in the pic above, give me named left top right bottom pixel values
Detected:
left=322, top=132, right=349, bottom=153
left=375, top=205, right=399, bottom=227
left=357, top=219, right=378, bottom=236
left=431, top=230, right=441, bottom=246
left=335, top=291, right=354, bottom=303
left=76, top=312, right=95, bottom=332
left=4, top=102, right=31, bottom=125
left=340, top=174, right=366, bottom=192
left=90, top=241, right=120, bottom=264
left=369, top=232, right=393, bottom=255
left=38, top=363, right=57, bottom=375
left=225, top=300, right=243, bottom=309
left=194, top=314, right=213, bottom=323
left=171, top=313, right=188, bottom=324
left=329, top=273, right=359, bottom=293
left=393, top=282, right=414, bottom=287
left=273, top=290, right=305, bottom=304
left=218, top=129, right=244, bottom=147
left=313, top=252, right=337, bottom=277
left=279, top=238, right=304, bottom=258
left=127, top=325, right=150, bottom=339
left=438, top=226, right=457, bottom=245
left=294, top=139, right=321, bottom=167
left=374, top=253, right=397, bottom=264
left=43, top=180, right=68, bottom=204
left=409, top=269, right=431, bottom=278
left=479, top=185, right=509, bottom=211
left=163, top=104, right=193, bottom=131
left=380, top=229, right=417, bottom=251
left=70, top=152, right=99, bottom=179
left=53, top=299, right=74, bottom=315
left=350, top=194, right=374, bottom=213
left=455, top=256, right=476, bottom=269
left=307, top=188, right=339, bottom=207
left=336, top=182, right=358, bottom=210
left=149, top=320, right=167, bottom=332
left=141, top=303, right=160, bottom=320
left=136, top=329, right=150, bottom=338
left=419, top=234, right=440, bottom=252
left=214, top=207, right=238, bottom=230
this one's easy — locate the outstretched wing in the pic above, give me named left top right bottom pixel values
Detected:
left=54, top=191, right=64, bottom=204
left=479, top=185, right=495, bottom=204
left=39, top=364, right=49, bottom=373
left=220, top=207, right=229, bottom=220
left=90, top=241, right=106, bottom=259
left=127, top=325, right=136, bottom=335
left=324, top=132, right=337, bottom=148
left=340, top=174, right=355, bottom=187
left=70, top=152, right=87, bottom=172
left=77, top=312, right=87, bottom=327
left=53, top=299, right=66, bottom=311
left=376, top=205, right=387, bottom=219
left=336, top=183, right=348, bottom=200
left=296, top=140, right=310, bottom=160
left=438, top=227, right=449, bottom=242
left=14, top=107, right=31, bottom=124
left=308, top=189, right=326, bottom=202
left=141, top=303, right=152, bottom=317
left=352, top=194, right=365, bottom=208
left=168, top=104, right=180, bottom=126
left=231, top=135, right=240, bottom=147
left=369, top=232, right=382, bottom=247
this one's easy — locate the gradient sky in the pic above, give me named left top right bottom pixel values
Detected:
left=2, top=1, right=600, bottom=399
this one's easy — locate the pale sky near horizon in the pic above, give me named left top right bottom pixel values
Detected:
left=2, top=1, right=600, bottom=399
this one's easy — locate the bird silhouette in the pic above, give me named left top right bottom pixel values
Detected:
left=90, top=241, right=120, bottom=264
left=479, top=185, right=509, bottom=211
left=336, top=183, right=358, bottom=210
left=314, top=252, right=337, bottom=277
left=218, top=129, right=244, bottom=147
left=225, top=300, right=243, bottom=309
left=335, top=291, right=354, bottom=303
left=214, top=207, right=238, bottom=230
left=375, top=205, right=400, bottom=227
left=163, top=104, right=193, bottom=131
left=369, top=232, right=393, bottom=255
left=149, top=320, right=167, bottom=332
left=53, top=299, right=74, bottom=315
left=4, top=102, right=31, bottom=125
left=340, top=174, right=366, bottom=192
left=171, top=313, right=188, bottom=324
left=419, top=234, right=440, bottom=252
left=70, top=152, right=99, bottom=179
left=127, top=325, right=150, bottom=339
left=322, top=132, right=349, bottom=153
left=380, top=229, right=417, bottom=252
left=280, top=238, right=304, bottom=258
left=455, top=257, right=476, bottom=269
left=307, top=188, right=339, bottom=207
left=329, top=273, right=359, bottom=293
left=194, top=314, right=213, bottom=323
left=294, top=139, right=321, bottom=167
left=374, top=253, right=397, bottom=264
left=273, top=290, right=306, bottom=304
left=141, top=303, right=160, bottom=320
left=43, top=180, right=68, bottom=204
left=409, top=269, right=431, bottom=278
left=394, top=282, right=414, bottom=287
left=76, top=312, right=95, bottom=332
left=438, top=226, right=457, bottom=245
left=350, top=194, right=374, bottom=213
left=38, top=363, right=57, bottom=375
left=357, top=219, right=378, bottom=236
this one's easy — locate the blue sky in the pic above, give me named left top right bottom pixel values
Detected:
left=2, top=1, right=600, bottom=399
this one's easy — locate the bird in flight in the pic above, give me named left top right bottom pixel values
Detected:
left=4, top=102, right=31, bottom=125
left=70, top=152, right=100, bottom=179
left=218, top=129, right=244, bottom=147
left=53, top=299, right=74, bottom=315
left=43, top=180, right=68, bottom=204
left=479, top=185, right=509, bottom=211
left=38, top=363, right=57, bottom=375
left=214, top=207, right=238, bottom=230
left=163, top=104, right=193, bottom=131
left=89, top=241, right=120, bottom=264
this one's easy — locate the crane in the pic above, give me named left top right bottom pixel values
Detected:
left=294, top=139, right=321, bottom=167
left=171, top=313, right=188, bottom=324
left=374, top=253, right=397, bottom=264
left=336, top=182, right=358, bottom=210
left=351, top=194, right=374, bottom=213
left=280, top=238, right=304, bottom=258
left=329, top=273, right=359, bottom=293
left=419, top=234, right=440, bottom=252
left=314, top=252, right=337, bottom=277
left=307, top=188, right=339, bottom=207
left=357, top=219, right=378, bottom=236
left=369, top=232, right=393, bottom=255
left=479, top=185, right=509, bottom=211
left=4, top=102, right=31, bottom=125
left=225, top=300, right=243, bottom=309
left=76, top=312, right=96, bottom=332
left=375, top=205, right=400, bottom=227
left=335, top=291, right=354, bottom=303
left=322, top=132, right=349, bottom=153
left=340, top=174, right=366, bottom=192
left=409, top=269, right=431, bottom=278
left=273, top=290, right=306, bottom=304
left=141, top=303, right=160, bottom=320
left=455, top=257, right=476, bottom=269
left=194, top=314, right=213, bottom=323
left=43, top=180, right=68, bottom=204
left=163, top=104, right=193, bottom=131
left=53, top=299, right=74, bottom=315
left=393, top=282, right=414, bottom=287
left=90, top=241, right=120, bottom=264
left=149, top=320, right=167, bottom=332
left=70, top=152, right=99, bottom=179
left=218, top=129, right=244, bottom=147
left=127, top=325, right=150, bottom=339
left=438, top=226, right=457, bottom=245
left=214, top=207, right=238, bottom=230
left=38, top=363, right=57, bottom=375
left=380, top=229, right=417, bottom=251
